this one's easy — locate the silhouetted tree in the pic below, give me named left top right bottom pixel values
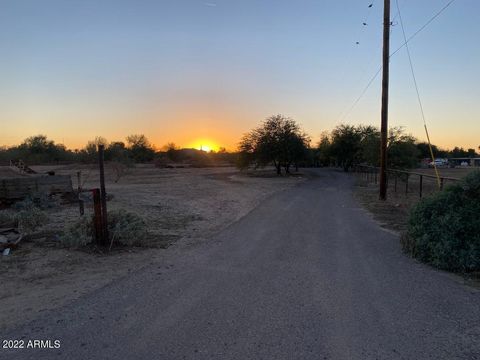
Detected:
left=14, top=135, right=73, bottom=163
left=451, top=147, right=467, bottom=158
left=329, top=124, right=362, bottom=171
left=328, top=125, right=419, bottom=170
left=316, top=132, right=332, bottom=167
left=126, top=134, right=155, bottom=162
left=164, top=142, right=181, bottom=162
left=386, top=127, right=419, bottom=169
left=238, top=114, right=310, bottom=174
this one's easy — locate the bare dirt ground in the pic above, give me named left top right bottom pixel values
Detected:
left=0, top=165, right=304, bottom=331
left=353, top=167, right=478, bottom=233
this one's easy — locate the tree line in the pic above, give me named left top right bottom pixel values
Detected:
left=0, top=134, right=236, bottom=167
left=237, top=115, right=479, bottom=173
left=1, top=114, right=478, bottom=171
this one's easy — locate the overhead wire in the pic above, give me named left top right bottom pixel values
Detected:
left=339, top=0, right=456, bottom=123
left=339, top=9, right=399, bottom=122
left=395, top=0, right=441, bottom=187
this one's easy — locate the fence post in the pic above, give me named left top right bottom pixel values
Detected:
left=405, top=174, right=409, bottom=195
left=440, top=178, right=444, bottom=191
left=394, top=173, right=397, bottom=193
left=98, top=145, right=108, bottom=246
left=77, top=171, right=84, bottom=216
left=92, top=189, right=103, bottom=244
left=419, top=174, right=423, bottom=198
left=374, top=169, right=377, bottom=184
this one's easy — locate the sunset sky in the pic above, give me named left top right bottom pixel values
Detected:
left=1, top=0, right=478, bottom=151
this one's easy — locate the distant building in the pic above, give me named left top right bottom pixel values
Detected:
left=449, top=158, right=480, bottom=167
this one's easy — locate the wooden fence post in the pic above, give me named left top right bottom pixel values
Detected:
left=92, top=189, right=103, bottom=244
left=98, top=145, right=108, bottom=246
left=419, top=175, right=423, bottom=198
left=77, top=171, right=84, bottom=216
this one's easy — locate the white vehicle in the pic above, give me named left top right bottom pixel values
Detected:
left=429, top=158, right=448, bottom=167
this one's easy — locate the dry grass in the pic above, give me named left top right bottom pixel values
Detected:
left=0, top=164, right=303, bottom=331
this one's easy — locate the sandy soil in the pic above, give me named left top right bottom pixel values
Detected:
left=0, top=165, right=304, bottom=331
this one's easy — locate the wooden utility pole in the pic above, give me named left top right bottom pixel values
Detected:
left=98, top=144, right=109, bottom=245
left=379, top=0, right=391, bottom=200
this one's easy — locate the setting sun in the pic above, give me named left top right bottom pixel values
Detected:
left=199, top=145, right=212, bottom=152
left=188, top=140, right=220, bottom=152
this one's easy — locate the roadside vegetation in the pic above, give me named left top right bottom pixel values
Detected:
left=59, top=209, right=148, bottom=249
left=402, top=171, right=480, bottom=272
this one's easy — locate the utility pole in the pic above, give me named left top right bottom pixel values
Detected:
left=379, top=0, right=391, bottom=200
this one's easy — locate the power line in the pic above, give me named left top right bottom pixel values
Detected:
left=395, top=0, right=426, bottom=126
left=395, top=0, right=441, bottom=187
left=390, top=0, right=456, bottom=58
left=339, top=67, right=382, bottom=122
left=339, top=0, right=456, bottom=122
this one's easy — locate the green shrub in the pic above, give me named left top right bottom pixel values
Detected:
left=108, top=209, right=147, bottom=246
left=405, top=170, right=480, bottom=272
left=15, top=207, right=48, bottom=234
left=13, top=192, right=58, bottom=210
left=58, top=210, right=147, bottom=248
left=59, top=216, right=94, bottom=248
left=0, top=211, right=16, bottom=228
left=2, top=201, right=48, bottom=233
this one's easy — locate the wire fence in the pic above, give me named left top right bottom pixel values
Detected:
left=353, top=165, right=461, bottom=199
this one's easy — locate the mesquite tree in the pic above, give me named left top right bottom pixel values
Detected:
left=238, top=115, right=310, bottom=174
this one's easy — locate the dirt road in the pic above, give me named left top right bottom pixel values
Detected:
left=3, top=169, right=479, bottom=359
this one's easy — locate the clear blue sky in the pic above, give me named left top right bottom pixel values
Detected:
left=0, top=0, right=478, bottom=150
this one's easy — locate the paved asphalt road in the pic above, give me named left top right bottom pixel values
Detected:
left=3, top=169, right=480, bottom=360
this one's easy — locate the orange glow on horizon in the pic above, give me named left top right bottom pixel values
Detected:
left=187, top=139, right=220, bottom=152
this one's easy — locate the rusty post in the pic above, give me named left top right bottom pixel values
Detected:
left=92, top=189, right=103, bottom=244
left=98, top=145, right=108, bottom=246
